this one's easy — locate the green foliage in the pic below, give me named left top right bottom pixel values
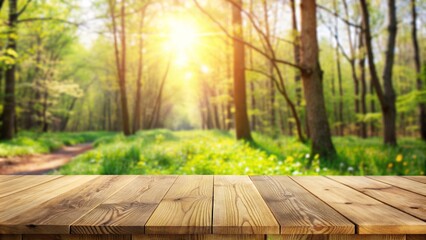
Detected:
left=0, top=131, right=114, bottom=157
left=57, top=130, right=425, bottom=176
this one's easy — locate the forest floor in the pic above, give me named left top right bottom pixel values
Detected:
left=57, top=130, right=425, bottom=176
left=0, top=143, right=93, bottom=174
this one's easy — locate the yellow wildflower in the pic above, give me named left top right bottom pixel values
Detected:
left=387, top=163, right=393, bottom=168
left=285, top=156, right=294, bottom=163
left=396, top=154, right=403, bottom=162
left=403, top=162, right=408, bottom=166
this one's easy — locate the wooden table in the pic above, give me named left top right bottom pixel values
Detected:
left=0, top=175, right=425, bottom=240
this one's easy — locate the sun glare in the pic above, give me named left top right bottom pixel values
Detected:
left=167, top=19, right=198, bottom=53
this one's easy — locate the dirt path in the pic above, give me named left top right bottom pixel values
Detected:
left=0, top=143, right=93, bottom=175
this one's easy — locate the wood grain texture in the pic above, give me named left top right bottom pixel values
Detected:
left=213, top=176, right=279, bottom=234
left=0, top=175, right=61, bottom=198
left=402, top=176, right=426, bottom=184
left=71, top=175, right=177, bottom=234
left=145, top=175, right=213, bottom=234
left=368, top=176, right=426, bottom=196
left=0, top=175, right=22, bottom=183
left=22, top=235, right=131, bottom=240
left=0, top=175, right=97, bottom=227
left=0, top=235, right=21, bottom=240
left=268, top=235, right=330, bottom=240
left=1, top=175, right=136, bottom=234
left=134, top=235, right=264, bottom=240
left=327, top=236, right=406, bottom=240
left=406, top=235, right=426, bottom=240
left=291, top=176, right=426, bottom=234
left=269, top=235, right=407, bottom=240
left=329, top=176, right=426, bottom=221
left=251, top=176, right=354, bottom=234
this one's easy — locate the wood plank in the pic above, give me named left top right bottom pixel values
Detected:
left=0, top=175, right=22, bottom=183
left=145, top=175, right=213, bottom=234
left=213, top=175, right=279, bottom=234
left=251, top=176, right=354, bottom=234
left=134, top=235, right=264, bottom=240
left=0, top=175, right=136, bottom=234
left=71, top=175, right=177, bottom=234
left=22, top=235, right=130, bottom=240
left=0, top=176, right=97, bottom=226
left=329, top=176, right=426, bottom=221
left=368, top=176, right=426, bottom=196
left=327, top=236, right=406, bottom=240
left=407, top=235, right=426, bottom=240
left=0, top=175, right=61, bottom=198
left=403, top=176, right=426, bottom=184
left=0, top=235, right=21, bottom=240
left=268, top=234, right=330, bottom=240
left=291, top=176, right=426, bottom=234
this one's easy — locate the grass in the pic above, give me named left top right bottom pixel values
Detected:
left=0, top=131, right=114, bottom=157
left=57, top=129, right=426, bottom=176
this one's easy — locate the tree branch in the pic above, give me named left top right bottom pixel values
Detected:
left=17, top=17, right=80, bottom=26
left=317, top=4, right=361, bottom=29
left=193, top=0, right=307, bottom=72
left=17, top=0, right=32, bottom=16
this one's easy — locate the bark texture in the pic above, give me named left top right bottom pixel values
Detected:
left=232, top=0, right=252, bottom=141
left=300, top=0, right=336, bottom=158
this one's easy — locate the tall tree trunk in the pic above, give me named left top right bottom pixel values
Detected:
left=149, top=58, right=171, bottom=129
left=359, top=29, right=368, bottom=138
left=42, top=89, right=48, bottom=132
left=0, top=0, right=17, bottom=140
left=336, top=47, right=344, bottom=136
left=411, top=0, right=426, bottom=140
left=262, top=0, right=275, bottom=134
left=382, top=0, right=398, bottom=145
left=108, top=0, right=131, bottom=136
left=133, top=6, right=146, bottom=133
left=225, top=39, right=233, bottom=130
left=290, top=0, right=308, bottom=139
left=290, top=0, right=301, bottom=108
left=341, top=0, right=361, bottom=136
left=300, top=0, right=336, bottom=158
left=360, top=0, right=397, bottom=145
left=232, top=0, right=252, bottom=141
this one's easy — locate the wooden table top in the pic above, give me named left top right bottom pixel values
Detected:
left=0, top=175, right=425, bottom=235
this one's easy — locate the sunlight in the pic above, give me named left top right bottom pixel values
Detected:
left=167, top=19, right=198, bottom=54
left=200, top=64, right=209, bottom=74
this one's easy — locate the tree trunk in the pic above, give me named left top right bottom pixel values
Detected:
left=360, top=0, right=397, bottom=145
left=382, top=0, right=398, bottom=145
left=411, top=0, right=426, bottom=140
left=300, top=0, right=336, bottom=158
left=262, top=0, right=276, bottom=134
left=149, top=58, right=171, bottom=129
left=232, top=0, right=252, bottom=141
left=133, top=6, right=147, bottom=133
left=108, top=0, right=131, bottom=136
left=42, top=89, right=48, bottom=132
left=335, top=35, right=344, bottom=136
left=290, top=0, right=302, bottom=108
left=0, top=0, right=17, bottom=140
left=358, top=29, right=368, bottom=138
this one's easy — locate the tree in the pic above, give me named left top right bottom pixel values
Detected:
left=0, top=0, right=17, bottom=140
left=231, top=0, right=252, bottom=141
left=360, top=0, right=398, bottom=145
left=300, top=0, right=336, bottom=157
left=108, top=0, right=131, bottom=136
left=133, top=5, right=148, bottom=133
left=411, top=0, right=426, bottom=140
